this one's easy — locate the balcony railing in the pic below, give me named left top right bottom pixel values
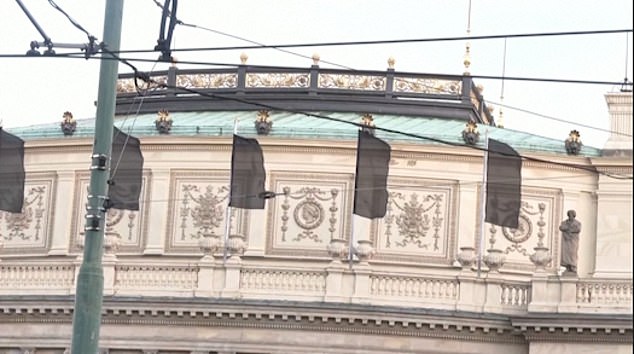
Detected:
left=115, top=65, right=493, bottom=124
left=0, top=257, right=631, bottom=316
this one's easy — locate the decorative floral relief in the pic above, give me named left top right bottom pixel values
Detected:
left=0, top=181, right=52, bottom=252
left=393, top=77, right=462, bottom=95
left=318, top=73, right=386, bottom=91
left=72, top=177, right=145, bottom=253
left=371, top=181, right=455, bottom=263
left=384, top=192, right=444, bottom=251
left=179, top=184, right=229, bottom=240
left=246, top=73, right=309, bottom=88
left=167, top=175, right=247, bottom=252
left=116, top=76, right=167, bottom=93
left=176, top=73, right=237, bottom=89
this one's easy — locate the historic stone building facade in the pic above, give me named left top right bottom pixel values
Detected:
left=0, top=61, right=631, bottom=353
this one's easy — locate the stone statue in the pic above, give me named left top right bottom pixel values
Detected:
left=559, top=209, right=581, bottom=274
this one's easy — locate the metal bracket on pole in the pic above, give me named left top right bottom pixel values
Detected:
left=90, top=154, right=108, bottom=171
left=84, top=214, right=102, bottom=232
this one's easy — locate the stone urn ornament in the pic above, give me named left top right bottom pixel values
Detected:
left=456, top=246, right=477, bottom=270
left=326, top=238, right=348, bottom=262
left=354, top=240, right=376, bottom=263
left=529, top=246, right=552, bottom=272
left=198, top=234, right=220, bottom=258
left=483, top=248, right=506, bottom=273
left=226, top=234, right=246, bottom=258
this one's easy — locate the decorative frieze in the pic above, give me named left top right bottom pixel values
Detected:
left=318, top=73, right=386, bottom=91
left=246, top=72, right=309, bottom=88
left=176, top=73, right=238, bottom=89
left=393, top=77, right=462, bottom=95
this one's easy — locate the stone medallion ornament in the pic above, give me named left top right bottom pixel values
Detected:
left=502, top=214, right=532, bottom=243
left=294, top=200, right=324, bottom=230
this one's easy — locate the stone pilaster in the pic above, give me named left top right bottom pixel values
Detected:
left=144, top=168, right=169, bottom=255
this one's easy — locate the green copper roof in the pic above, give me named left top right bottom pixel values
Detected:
left=6, top=111, right=602, bottom=157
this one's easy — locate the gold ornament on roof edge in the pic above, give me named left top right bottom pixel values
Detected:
left=564, top=130, right=582, bottom=155
left=360, top=113, right=375, bottom=135
left=255, top=110, right=273, bottom=135
left=155, top=109, right=172, bottom=134
left=60, top=111, right=76, bottom=136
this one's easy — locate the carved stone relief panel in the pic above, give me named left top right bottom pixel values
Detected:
left=370, top=177, right=458, bottom=264
left=476, top=185, right=563, bottom=272
left=0, top=172, right=56, bottom=255
left=266, top=172, right=354, bottom=257
left=165, top=170, right=248, bottom=253
left=70, top=171, right=150, bottom=254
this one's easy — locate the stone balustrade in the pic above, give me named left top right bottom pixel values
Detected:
left=0, top=262, right=75, bottom=295
left=0, top=257, right=631, bottom=316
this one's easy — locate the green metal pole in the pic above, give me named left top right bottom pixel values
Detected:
left=71, top=1, right=123, bottom=353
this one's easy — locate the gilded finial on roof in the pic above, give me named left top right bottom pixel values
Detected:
left=240, top=52, right=248, bottom=65
left=312, top=53, right=320, bottom=66
left=463, top=42, right=471, bottom=76
left=388, top=57, right=395, bottom=69
left=497, top=107, right=505, bottom=129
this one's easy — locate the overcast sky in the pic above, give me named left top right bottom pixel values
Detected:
left=1, top=0, right=632, bottom=148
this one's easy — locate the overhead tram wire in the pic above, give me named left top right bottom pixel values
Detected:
left=107, top=28, right=633, bottom=55
left=3, top=51, right=633, bottom=89
left=33, top=53, right=630, bottom=87
left=485, top=100, right=633, bottom=138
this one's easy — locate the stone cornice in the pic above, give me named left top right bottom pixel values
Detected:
left=0, top=296, right=522, bottom=344
left=1, top=296, right=632, bottom=345
left=511, top=314, right=633, bottom=344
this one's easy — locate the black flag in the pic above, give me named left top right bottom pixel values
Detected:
left=0, top=129, right=25, bottom=213
left=353, top=130, right=391, bottom=219
left=485, top=139, right=522, bottom=229
left=229, top=134, right=266, bottom=209
left=108, top=127, right=144, bottom=211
